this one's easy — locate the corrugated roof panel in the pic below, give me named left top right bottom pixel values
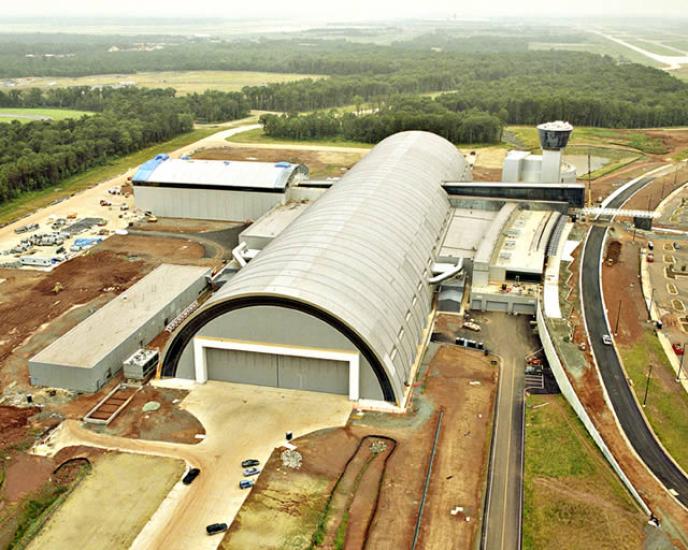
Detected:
left=132, top=158, right=305, bottom=191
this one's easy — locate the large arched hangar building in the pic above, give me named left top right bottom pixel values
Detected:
left=161, top=132, right=465, bottom=407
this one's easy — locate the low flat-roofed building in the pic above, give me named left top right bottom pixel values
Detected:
left=29, top=263, right=211, bottom=392
left=239, top=201, right=311, bottom=250
left=132, top=155, right=308, bottom=222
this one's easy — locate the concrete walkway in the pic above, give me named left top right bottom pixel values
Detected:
left=34, top=380, right=353, bottom=550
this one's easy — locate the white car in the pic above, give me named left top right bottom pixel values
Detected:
left=602, top=334, right=612, bottom=345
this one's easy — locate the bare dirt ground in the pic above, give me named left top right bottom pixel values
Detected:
left=194, top=146, right=366, bottom=179
left=27, top=453, right=184, bottom=550
left=222, top=340, right=497, bottom=550
left=0, top=234, right=208, bottom=389
left=601, top=227, right=647, bottom=347
left=590, top=160, right=664, bottom=201
left=87, top=386, right=205, bottom=444
left=625, top=165, right=688, bottom=211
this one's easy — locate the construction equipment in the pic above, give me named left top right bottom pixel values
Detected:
left=52, top=282, right=63, bottom=294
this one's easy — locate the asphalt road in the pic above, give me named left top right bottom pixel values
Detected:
left=581, top=171, right=688, bottom=507
left=479, top=314, right=533, bottom=550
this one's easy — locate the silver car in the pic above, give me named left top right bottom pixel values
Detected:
left=602, top=334, right=612, bottom=345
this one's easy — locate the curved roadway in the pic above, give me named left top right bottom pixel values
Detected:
left=581, top=170, right=688, bottom=507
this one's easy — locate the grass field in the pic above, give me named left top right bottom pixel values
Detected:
left=508, top=125, right=667, bottom=155
left=523, top=394, right=646, bottom=550
left=0, top=126, right=219, bottom=227
left=4, top=70, right=324, bottom=95
left=226, top=127, right=373, bottom=149
left=620, top=330, right=688, bottom=473
left=28, top=453, right=183, bottom=550
left=0, top=107, right=93, bottom=123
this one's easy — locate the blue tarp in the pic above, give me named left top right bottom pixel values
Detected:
left=132, top=155, right=169, bottom=183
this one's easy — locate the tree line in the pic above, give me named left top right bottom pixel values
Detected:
left=260, top=97, right=504, bottom=144
left=0, top=87, right=250, bottom=124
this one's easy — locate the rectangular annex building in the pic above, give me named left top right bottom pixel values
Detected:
left=29, top=264, right=210, bottom=392
left=132, top=155, right=308, bottom=222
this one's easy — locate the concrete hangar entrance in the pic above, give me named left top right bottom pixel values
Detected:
left=193, top=336, right=356, bottom=398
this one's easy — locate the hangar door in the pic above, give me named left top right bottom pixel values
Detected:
left=205, top=348, right=349, bottom=395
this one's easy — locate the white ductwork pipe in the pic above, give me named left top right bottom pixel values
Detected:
left=429, top=258, right=464, bottom=285
left=232, top=242, right=248, bottom=268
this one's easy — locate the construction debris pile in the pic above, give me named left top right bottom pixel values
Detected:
left=281, top=449, right=302, bottom=469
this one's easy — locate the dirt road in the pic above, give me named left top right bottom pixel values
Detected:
left=34, top=380, right=352, bottom=550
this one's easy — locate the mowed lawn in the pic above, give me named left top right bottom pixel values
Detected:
left=0, top=107, right=94, bottom=123
left=523, top=394, right=646, bottom=550
left=5, top=70, right=324, bottom=95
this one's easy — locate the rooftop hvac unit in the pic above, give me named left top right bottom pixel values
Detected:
left=499, top=252, right=512, bottom=260
left=505, top=229, right=521, bottom=237
left=504, top=240, right=516, bottom=249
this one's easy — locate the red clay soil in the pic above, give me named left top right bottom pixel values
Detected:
left=224, top=343, right=496, bottom=550
left=0, top=234, right=209, bottom=388
left=601, top=229, right=646, bottom=347
left=626, top=166, right=688, bottom=211
left=87, top=386, right=205, bottom=444
left=1, top=452, right=54, bottom=502
left=590, top=160, right=663, bottom=202
left=0, top=406, right=39, bottom=450
left=473, top=167, right=502, bottom=182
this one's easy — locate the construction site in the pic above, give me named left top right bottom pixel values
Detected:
left=2, top=118, right=688, bottom=550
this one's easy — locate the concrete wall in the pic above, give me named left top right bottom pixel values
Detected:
left=470, top=292, right=537, bottom=315
left=536, top=304, right=651, bottom=515
left=175, top=305, right=385, bottom=401
left=133, top=186, right=284, bottom=222
left=29, top=270, right=209, bottom=392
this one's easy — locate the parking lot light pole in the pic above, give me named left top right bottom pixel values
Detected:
left=643, top=364, right=654, bottom=407
left=614, top=298, right=622, bottom=336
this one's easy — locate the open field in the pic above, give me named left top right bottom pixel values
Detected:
left=28, top=453, right=184, bottom=550
left=0, top=107, right=93, bottom=123
left=523, top=394, right=647, bottom=549
left=195, top=145, right=366, bottom=179
left=222, top=341, right=497, bottom=549
left=3, top=71, right=324, bottom=95
left=226, top=127, right=373, bottom=149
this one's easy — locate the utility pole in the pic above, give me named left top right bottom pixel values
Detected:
left=587, top=151, right=593, bottom=208
left=677, top=348, right=686, bottom=382
left=614, top=298, right=622, bottom=335
left=643, top=363, right=654, bottom=407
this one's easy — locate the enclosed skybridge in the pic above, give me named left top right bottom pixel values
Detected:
left=573, top=207, right=660, bottom=219
left=442, top=182, right=586, bottom=208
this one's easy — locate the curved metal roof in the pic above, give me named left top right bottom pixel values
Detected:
left=164, top=131, right=465, bottom=403
left=133, top=157, right=306, bottom=190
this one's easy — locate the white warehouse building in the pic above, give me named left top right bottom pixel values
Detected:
left=132, top=155, right=308, bottom=222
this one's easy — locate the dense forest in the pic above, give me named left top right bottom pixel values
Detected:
left=3, top=28, right=688, bottom=205
left=0, top=87, right=250, bottom=123
left=260, top=97, right=504, bottom=144
left=243, top=51, right=688, bottom=128
left=0, top=86, right=253, bottom=202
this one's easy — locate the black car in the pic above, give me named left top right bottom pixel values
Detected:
left=241, top=459, right=260, bottom=468
left=206, top=523, right=228, bottom=536
left=182, top=467, right=201, bottom=485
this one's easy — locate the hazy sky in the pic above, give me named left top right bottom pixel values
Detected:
left=3, top=0, right=687, bottom=19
